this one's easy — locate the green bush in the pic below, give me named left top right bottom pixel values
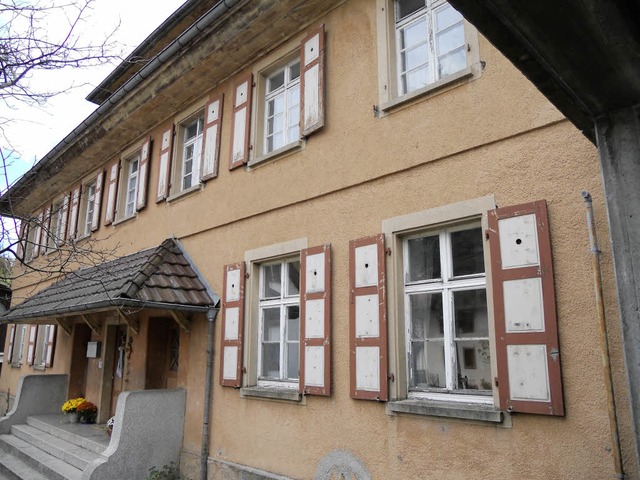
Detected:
left=145, top=462, right=187, bottom=480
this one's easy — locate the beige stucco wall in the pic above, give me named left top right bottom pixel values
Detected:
left=2, top=0, right=634, bottom=478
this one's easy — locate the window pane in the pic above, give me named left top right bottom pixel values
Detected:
left=286, top=261, right=300, bottom=296
left=451, top=227, right=484, bottom=276
left=288, top=86, right=300, bottom=112
left=435, top=4, right=463, bottom=31
left=454, top=289, right=488, bottom=338
left=262, top=264, right=281, bottom=298
left=289, top=61, right=300, bottom=80
left=268, top=69, right=285, bottom=92
left=455, top=339, right=491, bottom=391
left=403, top=66, right=430, bottom=93
left=262, top=307, right=281, bottom=342
left=185, top=121, right=198, bottom=140
left=261, top=343, right=280, bottom=378
left=286, top=343, right=299, bottom=379
left=436, top=24, right=464, bottom=56
left=410, top=292, right=443, bottom=340
left=400, top=17, right=428, bottom=49
left=396, top=0, right=426, bottom=22
left=410, top=340, right=446, bottom=389
left=286, top=306, right=299, bottom=341
left=438, top=48, right=466, bottom=78
left=403, top=44, right=429, bottom=72
left=407, top=235, right=440, bottom=282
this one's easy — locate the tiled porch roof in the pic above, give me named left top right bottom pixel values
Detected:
left=2, top=238, right=218, bottom=323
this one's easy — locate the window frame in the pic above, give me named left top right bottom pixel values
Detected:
left=82, top=180, right=97, bottom=237
left=376, top=0, right=481, bottom=111
left=11, top=324, right=26, bottom=366
left=33, top=324, right=53, bottom=368
left=169, top=108, right=205, bottom=197
left=382, top=196, right=498, bottom=406
left=118, top=151, right=141, bottom=220
left=263, top=58, right=301, bottom=156
left=47, top=198, right=66, bottom=251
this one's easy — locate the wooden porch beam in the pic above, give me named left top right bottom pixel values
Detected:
left=170, top=310, right=191, bottom=333
left=55, top=317, right=73, bottom=336
left=80, top=313, right=101, bottom=335
left=118, top=309, right=140, bottom=335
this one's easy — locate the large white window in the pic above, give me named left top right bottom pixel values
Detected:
left=48, top=199, right=65, bottom=249
left=403, top=224, right=491, bottom=399
left=124, top=154, right=139, bottom=217
left=82, top=181, right=97, bottom=236
left=258, top=259, right=301, bottom=386
left=33, top=324, right=55, bottom=367
left=264, top=60, right=301, bottom=154
left=395, top=0, right=466, bottom=94
left=179, top=115, right=204, bottom=191
left=11, top=325, right=26, bottom=365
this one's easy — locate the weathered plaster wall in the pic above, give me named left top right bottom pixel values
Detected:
left=2, top=0, right=633, bottom=478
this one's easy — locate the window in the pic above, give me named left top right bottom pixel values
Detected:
left=258, top=259, right=300, bottom=387
left=376, top=0, right=480, bottom=107
left=177, top=114, right=204, bottom=192
left=47, top=198, right=67, bottom=250
left=403, top=224, right=491, bottom=399
left=10, top=325, right=26, bottom=365
left=123, top=153, right=140, bottom=218
left=32, top=324, right=56, bottom=368
left=82, top=180, right=97, bottom=236
left=264, top=60, right=300, bottom=154
left=72, top=171, right=103, bottom=237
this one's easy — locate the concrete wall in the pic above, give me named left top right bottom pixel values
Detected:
left=2, top=0, right=635, bottom=478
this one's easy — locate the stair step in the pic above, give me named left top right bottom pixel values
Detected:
left=0, top=449, right=49, bottom=480
left=0, top=434, right=82, bottom=480
left=27, top=416, right=108, bottom=455
left=11, top=424, right=104, bottom=470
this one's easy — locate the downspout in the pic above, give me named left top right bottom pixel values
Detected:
left=582, top=191, right=625, bottom=479
left=201, top=307, right=219, bottom=480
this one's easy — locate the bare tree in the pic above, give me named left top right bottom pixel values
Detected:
left=0, top=0, right=122, bottom=281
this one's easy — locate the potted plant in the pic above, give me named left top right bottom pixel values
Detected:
left=76, top=400, right=97, bottom=424
left=61, top=397, right=85, bottom=423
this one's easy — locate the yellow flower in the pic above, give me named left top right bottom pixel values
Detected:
left=62, top=397, right=86, bottom=413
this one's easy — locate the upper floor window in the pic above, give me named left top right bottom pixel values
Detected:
left=82, top=180, right=97, bottom=237
left=47, top=197, right=68, bottom=250
left=179, top=114, right=204, bottom=192
left=264, top=60, right=300, bottom=154
left=124, top=153, right=139, bottom=217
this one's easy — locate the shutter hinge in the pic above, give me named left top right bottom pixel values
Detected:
left=388, top=372, right=395, bottom=382
left=494, top=377, right=499, bottom=387
left=242, top=366, right=247, bottom=373
left=373, top=105, right=380, bottom=118
left=385, top=247, right=392, bottom=256
left=485, top=229, right=490, bottom=240
left=245, top=272, right=250, bottom=279
left=550, top=348, right=560, bottom=361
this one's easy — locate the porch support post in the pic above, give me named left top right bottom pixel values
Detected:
left=596, top=104, right=640, bottom=470
left=170, top=310, right=191, bottom=333
left=81, top=313, right=101, bottom=336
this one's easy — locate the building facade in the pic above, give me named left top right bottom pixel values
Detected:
left=0, top=0, right=635, bottom=478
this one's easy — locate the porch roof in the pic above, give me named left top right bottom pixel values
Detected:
left=1, top=238, right=218, bottom=323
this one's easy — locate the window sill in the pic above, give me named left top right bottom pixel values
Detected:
left=10, top=362, right=22, bottom=368
left=380, top=68, right=474, bottom=115
left=248, top=141, right=302, bottom=168
left=240, top=386, right=302, bottom=403
left=32, top=365, right=45, bottom=371
left=167, top=184, right=203, bottom=203
left=387, top=398, right=503, bottom=423
left=112, top=214, right=137, bottom=227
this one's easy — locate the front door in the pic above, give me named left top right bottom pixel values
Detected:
left=146, top=318, right=180, bottom=389
left=110, top=325, right=128, bottom=417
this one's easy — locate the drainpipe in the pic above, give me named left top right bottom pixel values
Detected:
left=582, top=191, right=625, bottom=479
left=201, top=307, right=219, bottom=480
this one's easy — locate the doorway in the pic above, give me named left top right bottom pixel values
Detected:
left=146, top=317, right=180, bottom=389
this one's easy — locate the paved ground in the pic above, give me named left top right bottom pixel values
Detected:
left=35, top=414, right=110, bottom=448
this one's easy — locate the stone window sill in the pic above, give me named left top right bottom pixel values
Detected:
left=112, top=214, right=137, bottom=227
left=167, top=184, right=203, bottom=204
left=248, top=141, right=302, bottom=169
left=240, top=386, right=302, bottom=403
left=387, top=399, right=504, bottom=423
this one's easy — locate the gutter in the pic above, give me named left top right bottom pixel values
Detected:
left=0, top=0, right=243, bottom=215
left=201, top=307, right=219, bottom=480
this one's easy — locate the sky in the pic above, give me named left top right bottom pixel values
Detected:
left=2, top=0, right=187, bottom=189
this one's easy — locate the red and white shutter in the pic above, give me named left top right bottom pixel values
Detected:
left=229, top=74, right=253, bottom=170
left=26, top=325, right=37, bottom=366
left=91, top=171, right=104, bottom=232
left=488, top=200, right=564, bottom=416
left=299, top=244, right=331, bottom=396
left=156, top=125, right=174, bottom=202
left=45, top=325, right=57, bottom=367
left=349, top=234, right=388, bottom=401
left=201, top=94, right=224, bottom=181
left=104, top=162, right=119, bottom=225
left=68, top=185, right=81, bottom=239
left=300, top=24, right=325, bottom=137
left=136, top=137, right=151, bottom=211
left=32, top=211, right=44, bottom=258
left=6, top=324, right=15, bottom=362
left=59, top=194, right=69, bottom=242
left=220, top=262, right=245, bottom=387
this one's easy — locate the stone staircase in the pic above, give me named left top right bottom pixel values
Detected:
left=0, top=415, right=109, bottom=480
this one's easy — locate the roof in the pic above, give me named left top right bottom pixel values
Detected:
left=2, top=238, right=218, bottom=323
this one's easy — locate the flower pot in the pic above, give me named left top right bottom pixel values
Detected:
left=79, top=413, right=95, bottom=424
left=67, top=412, right=79, bottom=424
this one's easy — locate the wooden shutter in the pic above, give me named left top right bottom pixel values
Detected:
left=16, top=221, right=26, bottom=259
left=300, top=24, right=325, bottom=137
left=488, top=200, right=564, bottom=416
left=32, top=211, right=44, bottom=258
left=229, top=74, right=253, bottom=170
left=201, top=94, right=224, bottom=181
left=26, top=325, right=37, bottom=366
left=220, top=262, right=245, bottom=387
left=299, top=244, right=331, bottom=396
left=349, top=234, right=388, bottom=401
left=59, top=194, right=69, bottom=242
left=6, top=324, right=15, bottom=363
left=68, top=185, right=81, bottom=239
left=156, top=125, right=174, bottom=202
left=45, top=325, right=57, bottom=367
left=91, top=171, right=104, bottom=232
left=43, top=204, right=52, bottom=251
left=104, top=161, right=119, bottom=225
left=136, top=137, right=152, bottom=211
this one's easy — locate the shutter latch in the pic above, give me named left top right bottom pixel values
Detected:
left=550, top=348, right=560, bottom=361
